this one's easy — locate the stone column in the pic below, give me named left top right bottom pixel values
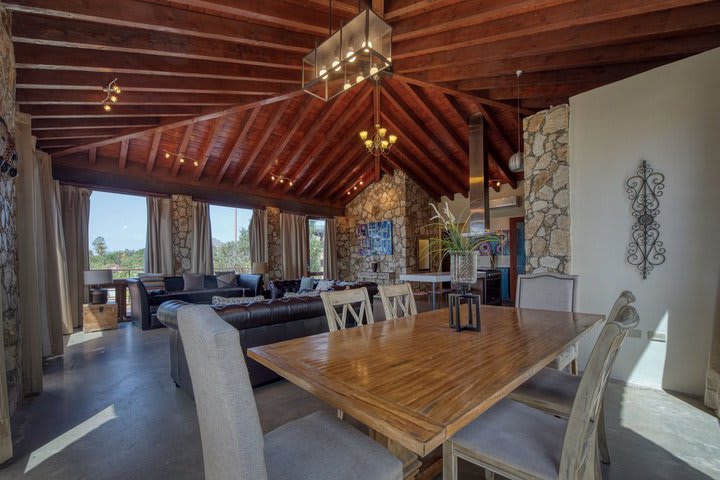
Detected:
left=171, top=194, right=193, bottom=274
left=523, top=105, right=570, bottom=274
left=266, top=207, right=282, bottom=280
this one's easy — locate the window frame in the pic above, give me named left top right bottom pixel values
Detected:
left=306, top=216, right=326, bottom=278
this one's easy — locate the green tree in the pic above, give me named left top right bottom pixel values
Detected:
left=92, top=236, right=108, bottom=256
left=212, top=227, right=251, bottom=272
left=308, top=220, right=325, bottom=275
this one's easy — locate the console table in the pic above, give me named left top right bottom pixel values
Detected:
left=357, top=271, right=396, bottom=285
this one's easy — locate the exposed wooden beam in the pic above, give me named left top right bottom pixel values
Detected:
left=35, top=129, right=131, bottom=140
left=118, top=139, right=129, bottom=169
left=253, top=97, right=316, bottom=186
left=233, top=101, right=292, bottom=186
left=374, top=157, right=381, bottom=183
left=146, top=131, right=162, bottom=174
left=372, top=0, right=385, bottom=17
left=14, top=44, right=299, bottom=84
left=308, top=139, right=365, bottom=199
left=384, top=0, right=466, bottom=21
left=383, top=146, right=445, bottom=200
left=89, top=147, right=96, bottom=165
left=215, top=107, right=260, bottom=184
left=3, top=0, right=317, bottom=52
left=335, top=159, right=376, bottom=202
left=52, top=88, right=305, bottom=157
left=486, top=82, right=609, bottom=100
left=393, top=0, right=711, bottom=59
left=171, top=124, right=196, bottom=177
left=32, top=117, right=160, bottom=131
left=195, top=119, right=226, bottom=180
left=21, top=104, right=203, bottom=119
left=328, top=154, right=374, bottom=201
left=16, top=89, right=265, bottom=106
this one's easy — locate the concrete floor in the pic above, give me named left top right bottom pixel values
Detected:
left=1, top=318, right=719, bottom=480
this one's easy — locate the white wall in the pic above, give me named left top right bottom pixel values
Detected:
left=569, top=48, right=720, bottom=396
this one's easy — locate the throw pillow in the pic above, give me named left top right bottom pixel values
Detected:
left=183, top=273, right=205, bottom=291
left=138, top=273, right=165, bottom=291
left=283, top=290, right=321, bottom=298
left=216, top=271, right=238, bottom=289
left=212, top=295, right=265, bottom=306
left=299, top=276, right=315, bottom=291
left=315, top=279, right=335, bottom=291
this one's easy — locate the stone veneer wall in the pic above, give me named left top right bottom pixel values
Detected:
left=523, top=104, right=570, bottom=273
left=171, top=194, right=193, bottom=274
left=0, top=7, right=21, bottom=415
left=266, top=207, right=282, bottom=280
left=337, top=170, right=434, bottom=282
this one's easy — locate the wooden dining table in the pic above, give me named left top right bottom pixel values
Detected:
left=248, top=305, right=605, bottom=480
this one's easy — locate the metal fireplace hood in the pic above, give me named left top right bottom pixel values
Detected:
left=468, top=114, right=490, bottom=235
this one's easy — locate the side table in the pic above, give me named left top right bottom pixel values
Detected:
left=83, top=303, right=119, bottom=333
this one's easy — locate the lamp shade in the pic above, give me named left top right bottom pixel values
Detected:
left=251, top=262, right=268, bottom=275
left=84, top=269, right=113, bottom=286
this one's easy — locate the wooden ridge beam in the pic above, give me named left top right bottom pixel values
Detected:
left=171, top=124, right=196, bottom=177
left=2, top=0, right=316, bottom=52
left=392, top=0, right=711, bottom=59
left=52, top=88, right=305, bottom=157
left=404, top=31, right=720, bottom=83
left=16, top=89, right=266, bottom=106
left=11, top=13, right=303, bottom=70
left=215, top=108, right=260, bottom=184
left=14, top=44, right=299, bottom=84
left=195, top=118, right=226, bottom=180
left=17, top=70, right=283, bottom=95
left=384, top=0, right=466, bottom=21
left=118, top=140, right=129, bottom=169
left=253, top=97, right=316, bottom=186
left=233, top=101, right=292, bottom=186
left=146, top=131, right=162, bottom=174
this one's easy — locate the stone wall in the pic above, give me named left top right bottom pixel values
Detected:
left=0, top=6, right=21, bottom=414
left=171, top=194, right=193, bottom=274
left=337, top=170, right=435, bottom=282
left=266, top=207, right=282, bottom=280
left=523, top=104, right=570, bottom=273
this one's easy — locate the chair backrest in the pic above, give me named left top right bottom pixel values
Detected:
left=378, top=283, right=418, bottom=320
left=177, top=305, right=268, bottom=480
left=559, top=302, right=639, bottom=479
left=320, top=287, right=374, bottom=331
left=516, top=273, right=578, bottom=312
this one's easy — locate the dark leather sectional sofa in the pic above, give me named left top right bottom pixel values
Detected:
left=127, top=273, right=264, bottom=330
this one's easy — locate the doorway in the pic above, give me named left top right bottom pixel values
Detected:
left=509, top=216, right=526, bottom=304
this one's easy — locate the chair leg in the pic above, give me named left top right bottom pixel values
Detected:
left=571, top=358, right=579, bottom=375
left=598, top=403, right=611, bottom=464
left=442, top=441, right=458, bottom=480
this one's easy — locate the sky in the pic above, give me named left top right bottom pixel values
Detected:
left=88, top=191, right=252, bottom=251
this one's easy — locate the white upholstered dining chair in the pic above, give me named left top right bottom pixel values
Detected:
left=443, top=303, right=639, bottom=480
left=509, top=290, right=636, bottom=465
left=379, top=283, right=418, bottom=320
left=320, top=287, right=375, bottom=331
left=516, top=272, right=579, bottom=373
left=177, top=304, right=403, bottom=480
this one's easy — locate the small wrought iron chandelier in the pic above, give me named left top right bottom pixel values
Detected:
left=359, top=78, right=397, bottom=156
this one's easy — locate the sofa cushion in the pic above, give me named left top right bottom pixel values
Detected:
left=183, top=273, right=205, bottom=291
left=217, top=271, right=239, bottom=289
left=284, top=290, right=322, bottom=298
left=212, top=295, right=265, bottom=306
left=139, top=273, right=165, bottom=291
left=315, top=279, right=334, bottom=291
left=299, top=276, right=314, bottom=291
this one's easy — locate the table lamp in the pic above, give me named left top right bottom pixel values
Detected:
left=251, top=262, right=268, bottom=275
left=84, top=269, right=113, bottom=304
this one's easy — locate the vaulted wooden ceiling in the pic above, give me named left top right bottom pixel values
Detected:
left=7, top=0, right=719, bottom=210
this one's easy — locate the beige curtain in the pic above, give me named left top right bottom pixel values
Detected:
left=191, top=201, right=214, bottom=274
left=324, top=218, right=338, bottom=280
left=705, top=274, right=720, bottom=416
left=145, top=196, right=174, bottom=275
left=249, top=209, right=268, bottom=264
left=60, top=185, right=91, bottom=329
left=280, top=212, right=308, bottom=279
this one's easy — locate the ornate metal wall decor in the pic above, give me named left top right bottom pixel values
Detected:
left=626, top=160, right=665, bottom=279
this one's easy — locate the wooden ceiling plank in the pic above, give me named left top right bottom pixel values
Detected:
left=384, top=0, right=466, bottom=21
left=3, top=0, right=317, bottom=52
left=14, top=44, right=299, bottom=84
left=171, top=124, right=196, bottom=177
left=334, top=157, right=377, bottom=202
left=16, top=89, right=268, bottom=106
left=32, top=117, right=161, bottom=130
left=253, top=97, right=316, bottom=186
left=52, top=89, right=305, bottom=157
left=195, top=118, right=227, bottom=181
left=118, top=139, right=129, bottom=169
left=146, top=131, right=162, bottom=175
left=215, top=108, right=260, bottom=184
left=288, top=86, right=374, bottom=194
left=327, top=153, right=374, bottom=201
left=393, top=0, right=712, bottom=60
left=383, top=147, right=445, bottom=200
left=233, top=101, right=292, bottom=186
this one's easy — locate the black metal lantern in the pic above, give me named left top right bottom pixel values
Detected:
left=448, top=293, right=482, bottom=332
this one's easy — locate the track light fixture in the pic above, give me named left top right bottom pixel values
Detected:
left=162, top=150, right=199, bottom=167
left=346, top=178, right=365, bottom=196
left=100, top=78, right=122, bottom=112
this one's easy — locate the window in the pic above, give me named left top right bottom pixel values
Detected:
left=209, top=205, right=253, bottom=273
left=88, top=191, right=147, bottom=279
left=308, top=218, right=325, bottom=278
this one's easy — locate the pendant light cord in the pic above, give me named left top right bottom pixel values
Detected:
left=516, top=70, right=522, bottom=152
left=329, top=0, right=332, bottom=35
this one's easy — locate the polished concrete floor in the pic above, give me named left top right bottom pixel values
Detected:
left=1, top=318, right=719, bottom=480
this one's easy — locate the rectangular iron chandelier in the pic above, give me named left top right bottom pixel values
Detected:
left=303, top=8, right=392, bottom=102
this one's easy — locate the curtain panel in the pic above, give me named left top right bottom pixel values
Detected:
left=249, top=209, right=268, bottom=264
left=145, top=197, right=174, bottom=275
left=706, top=277, right=720, bottom=416
left=324, top=218, right=338, bottom=280
left=191, top=201, right=214, bottom=274
left=280, top=213, right=308, bottom=279
left=60, top=185, right=91, bottom=329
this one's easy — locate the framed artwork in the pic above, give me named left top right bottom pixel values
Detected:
left=357, top=220, right=393, bottom=256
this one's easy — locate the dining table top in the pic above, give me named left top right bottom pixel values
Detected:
left=248, top=305, right=605, bottom=457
